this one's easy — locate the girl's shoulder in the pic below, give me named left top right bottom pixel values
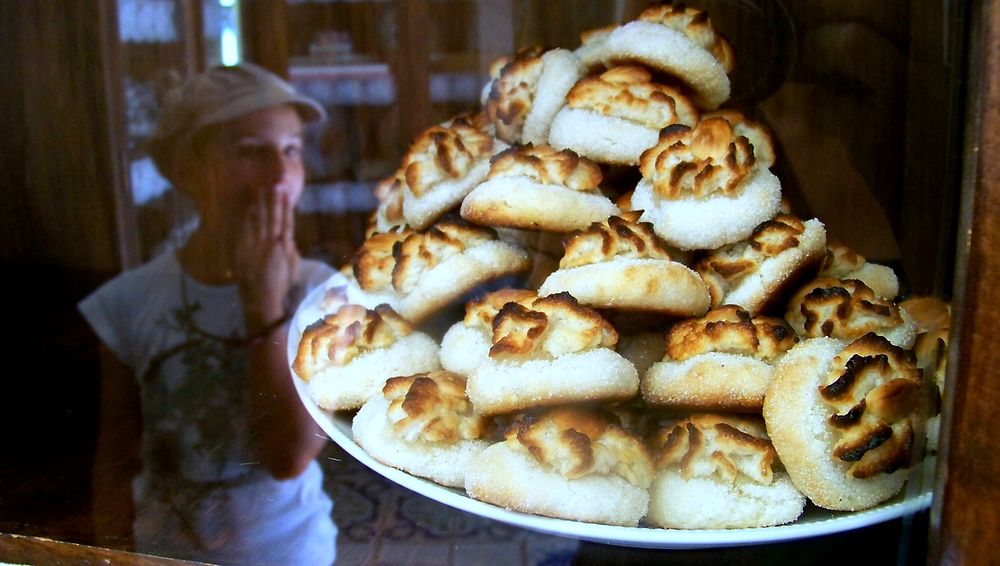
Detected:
left=87, top=252, right=180, bottom=307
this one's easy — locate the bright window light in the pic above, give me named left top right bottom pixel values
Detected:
left=221, top=27, right=240, bottom=65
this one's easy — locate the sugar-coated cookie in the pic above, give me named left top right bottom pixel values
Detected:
left=462, top=291, right=639, bottom=415
left=645, top=413, right=806, bottom=529
left=598, top=3, right=735, bottom=109
left=642, top=305, right=797, bottom=412
left=465, top=406, right=653, bottom=526
left=538, top=213, right=710, bottom=317
left=353, top=371, right=492, bottom=487
left=632, top=117, right=783, bottom=250
left=439, top=288, right=537, bottom=377
left=484, top=47, right=584, bottom=145
left=785, top=277, right=917, bottom=348
left=548, top=65, right=698, bottom=166
left=401, top=117, right=506, bottom=230
left=819, top=240, right=900, bottom=299
left=351, top=217, right=532, bottom=324
left=461, top=144, right=618, bottom=232
left=696, top=214, right=827, bottom=316
left=763, top=334, right=931, bottom=511
left=293, top=304, right=440, bottom=410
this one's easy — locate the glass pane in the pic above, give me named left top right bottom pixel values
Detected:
left=276, top=0, right=954, bottom=561
left=0, top=0, right=966, bottom=563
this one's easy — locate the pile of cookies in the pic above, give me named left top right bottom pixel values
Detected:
left=291, top=1, right=949, bottom=530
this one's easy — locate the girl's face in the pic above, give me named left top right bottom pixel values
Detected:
left=183, top=104, right=307, bottom=233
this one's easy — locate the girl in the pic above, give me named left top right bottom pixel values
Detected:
left=80, top=63, right=337, bottom=565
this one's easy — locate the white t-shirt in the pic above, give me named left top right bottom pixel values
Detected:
left=80, top=251, right=336, bottom=565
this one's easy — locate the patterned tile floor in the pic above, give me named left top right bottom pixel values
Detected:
left=319, top=443, right=580, bottom=565
left=318, top=441, right=931, bottom=566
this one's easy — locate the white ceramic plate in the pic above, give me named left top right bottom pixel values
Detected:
left=288, top=279, right=935, bottom=549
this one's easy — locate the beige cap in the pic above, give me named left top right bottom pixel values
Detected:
left=148, top=63, right=326, bottom=175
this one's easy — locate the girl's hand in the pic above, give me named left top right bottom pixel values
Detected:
left=236, top=186, right=300, bottom=334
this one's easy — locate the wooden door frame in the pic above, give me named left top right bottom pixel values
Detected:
left=98, top=0, right=141, bottom=270
left=930, top=0, right=1000, bottom=563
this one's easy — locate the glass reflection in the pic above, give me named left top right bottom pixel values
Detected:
left=81, top=63, right=336, bottom=565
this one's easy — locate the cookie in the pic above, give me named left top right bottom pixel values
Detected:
left=820, top=240, right=900, bottom=299
left=461, top=144, right=618, bottom=232
left=484, top=47, right=584, bottom=145
left=696, top=214, right=826, bottom=316
left=763, top=334, right=930, bottom=510
left=353, top=371, right=492, bottom=487
left=351, top=218, right=532, bottom=324
left=293, top=304, right=440, bottom=410
left=632, top=117, right=783, bottom=250
left=598, top=3, right=735, bottom=109
left=785, top=277, right=917, bottom=348
left=645, top=413, right=806, bottom=528
left=465, top=407, right=653, bottom=526
left=537, top=213, right=710, bottom=317
left=642, top=305, right=797, bottom=412
left=401, top=118, right=505, bottom=230
left=463, top=292, right=638, bottom=415
left=548, top=65, right=698, bottom=165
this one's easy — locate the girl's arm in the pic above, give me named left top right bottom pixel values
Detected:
left=239, top=189, right=326, bottom=480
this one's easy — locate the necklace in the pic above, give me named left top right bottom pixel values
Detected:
left=141, top=263, right=299, bottom=385
left=178, top=261, right=301, bottom=344
left=178, top=271, right=248, bottom=346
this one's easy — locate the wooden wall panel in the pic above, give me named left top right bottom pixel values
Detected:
left=0, top=0, right=123, bottom=273
left=393, top=0, right=431, bottom=148
left=930, top=1, right=1000, bottom=563
left=241, top=0, right=290, bottom=77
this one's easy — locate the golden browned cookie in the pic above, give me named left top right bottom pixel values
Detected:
left=460, top=143, right=618, bottom=232
left=350, top=218, right=532, bottom=324
left=439, top=288, right=538, bottom=377
left=548, top=65, right=699, bottom=165
left=645, top=413, right=806, bottom=529
left=462, top=292, right=639, bottom=415
left=483, top=47, right=584, bottom=145
left=293, top=304, right=440, bottom=410
left=631, top=117, right=783, bottom=250
left=353, top=371, right=492, bottom=487
left=763, top=333, right=931, bottom=511
left=597, top=3, right=735, bottom=109
left=785, top=277, right=917, bottom=348
left=642, top=305, right=797, bottom=412
left=538, top=214, right=710, bottom=317
left=465, top=406, right=653, bottom=526
left=400, top=118, right=504, bottom=230
left=820, top=240, right=900, bottom=299
left=696, top=214, right=827, bottom=316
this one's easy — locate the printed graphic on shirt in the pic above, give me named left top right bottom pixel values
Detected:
left=145, top=299, right=250, bottom=480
